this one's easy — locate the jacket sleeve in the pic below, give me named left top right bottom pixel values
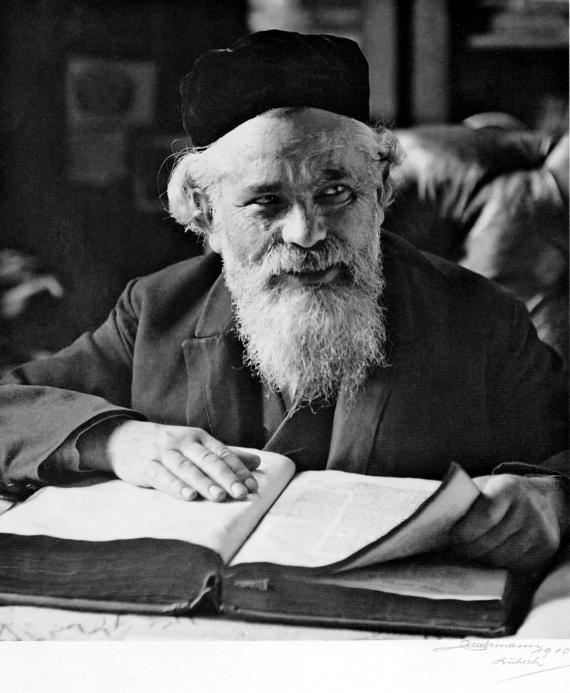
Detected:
left=488, top=297, right=568, bottom=475
left=0, top=279, right=146, bottom=492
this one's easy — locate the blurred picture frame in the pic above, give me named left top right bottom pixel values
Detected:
left=66, top=56, right=158, bottom=126
left=66, top=56, right=158, bottom=185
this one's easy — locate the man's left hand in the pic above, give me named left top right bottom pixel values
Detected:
left=450, top=474, right=569, bottom=570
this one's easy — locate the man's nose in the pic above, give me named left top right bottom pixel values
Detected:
left=281, top=204, right=326, bottom=248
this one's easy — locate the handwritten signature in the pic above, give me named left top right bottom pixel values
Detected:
left=433, top=639, right=570, bottom=683
left=435, top=639, right=569, bottom=655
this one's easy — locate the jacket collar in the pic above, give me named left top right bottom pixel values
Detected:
left=194, top=272, right=235, bottom=338
left=183, top=273, right=266, bottom=447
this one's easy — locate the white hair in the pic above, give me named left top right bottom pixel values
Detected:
left=166, top=108, right=401, bottom=238
left=221, top=226, right=387, bottom=409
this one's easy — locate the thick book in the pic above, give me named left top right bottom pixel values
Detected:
left=0, top=450, right=535, bottom=637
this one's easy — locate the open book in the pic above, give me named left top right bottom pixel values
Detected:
left=0, top=450, right=534, bottom=636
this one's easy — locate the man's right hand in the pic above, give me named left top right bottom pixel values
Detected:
left=77, top=419, right=260, bottom=502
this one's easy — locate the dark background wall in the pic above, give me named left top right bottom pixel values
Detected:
left=448, top=1, right=569, bottom=128
left=0, top=0, right=247, bottom=351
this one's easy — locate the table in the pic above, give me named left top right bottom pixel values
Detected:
left=0, top=606, right=429, bottom=641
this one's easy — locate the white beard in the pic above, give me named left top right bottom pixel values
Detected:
left=220, top=231, right=387, bottom=410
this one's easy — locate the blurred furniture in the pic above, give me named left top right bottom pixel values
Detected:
left=386, top=118, right=569, bottom=365
left=0, top=250, right=63, bottom=374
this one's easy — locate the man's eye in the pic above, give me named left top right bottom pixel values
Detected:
left=316, top=184, right=353, bottom=205
left=251, top=195, right=280, bottom=206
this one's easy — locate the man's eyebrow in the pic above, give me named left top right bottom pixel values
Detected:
left=240, top=182, right=283, bottom=195
left=237, top=168, right=354, bottom=195
left=320, top=167, right=352, bottom=181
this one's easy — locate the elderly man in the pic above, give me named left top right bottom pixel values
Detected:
left=0, top=31, right=568, bottom=571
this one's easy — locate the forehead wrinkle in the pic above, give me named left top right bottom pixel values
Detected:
left=295, top=146, right=371, bottom=190
left=214, top=121, right=376, bottom=193
left=236, top=160, right=367, bottom=196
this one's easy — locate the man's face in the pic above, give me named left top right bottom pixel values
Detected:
left=207, top=108, right=383, bottom=283
left=203, top=108, right=387, bottom=407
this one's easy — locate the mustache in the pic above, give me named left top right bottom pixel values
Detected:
left=256, top=238, right=354, bottom=277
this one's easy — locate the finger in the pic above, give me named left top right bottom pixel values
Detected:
left=142, top=458, right=199, bottom=501
left=450, top=492, right=510, bottom=545
left=182, top=443, right=250, bottom=499
left=466, top=515, right=559, bottom=570
left=503, top=540, right=556, bottom=572
left=233, top=450, right=262, bottom=472
left=200, top=434, right=260, bottom=482
left=453, top=527, right=526, bottom=565
left=452, top=498, right=518, bottom=551
left=464, top=528, right=546, bottom=569
left=158, top=450, right=200, bottom=500
left=161, top=449, right=227, bottom=502
left=182, top=439, right=256, bottom=499
left=208, top=443, right=259, bottom=492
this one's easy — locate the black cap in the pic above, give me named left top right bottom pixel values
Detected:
left=181, top=29, right=370, bottom=146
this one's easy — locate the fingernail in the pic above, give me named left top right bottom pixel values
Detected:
left=244, top=477, right=258, bottom=492
left=209, top=485, right=226, bottom=501
left=231, top=482, right=248, bottom=499
left=181, top=487, right=197, bottom=500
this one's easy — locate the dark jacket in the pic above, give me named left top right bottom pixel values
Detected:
left=0, top=232, right=567, bottom=492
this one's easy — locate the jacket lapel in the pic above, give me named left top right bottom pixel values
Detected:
left=327, top=234, right=420, bottom=474
left=326, top=366, right=393, bottom=474
left=181, top=275, right=265, bottom=448
left=263, top=399, right=336, bottom=471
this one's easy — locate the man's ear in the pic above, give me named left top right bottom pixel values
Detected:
left=190, top=189, right=214, bottom=237
left=191, top=189, right=223, bottom=254
left=376, top=162, right=392, bottom=210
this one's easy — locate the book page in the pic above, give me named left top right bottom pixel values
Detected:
left=311, top=559, right=509, bottom=601
left=231, top=465, right=480, bottom=569
left=231, top=470, right=440, bottom=567
left=0, top=499, right=13, bottom=516
left=0, top=449, right=294, bottom=565
left=342, top=465, right=480, bottom=570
